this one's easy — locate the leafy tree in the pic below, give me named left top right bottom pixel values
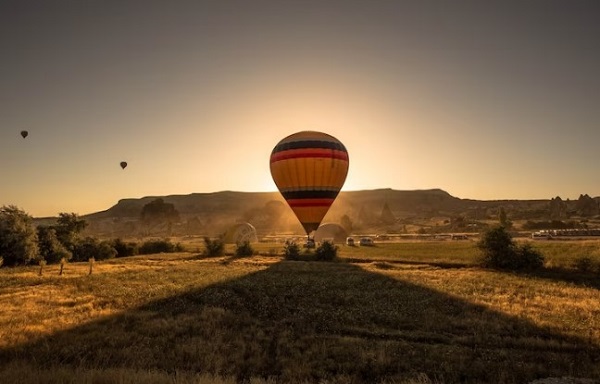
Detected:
left=0, top=205, right=38, bottom=267
left=72, top=237, right=117, bottom=262
left=37, top=225, right=71, bottom=264
left=55, top=212, right=88, bottom=251
left=478, top=226, right=544, bottom=271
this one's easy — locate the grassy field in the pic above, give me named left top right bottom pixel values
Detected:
left=0, top=241, right=599, bottom=383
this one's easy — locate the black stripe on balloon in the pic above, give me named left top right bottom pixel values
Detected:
left=272, top=140, right=347, bottom=154
left=282, top=190, right=340, bottom=200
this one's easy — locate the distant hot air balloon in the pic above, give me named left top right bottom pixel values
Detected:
left=120, top=161, right=127, bottom=169
left=20, top=130, right=28, bottom=138
left=270, top=131, right=349, bottom=238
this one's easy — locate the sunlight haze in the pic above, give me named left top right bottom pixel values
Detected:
left=1, top=0, right=598, bottom=217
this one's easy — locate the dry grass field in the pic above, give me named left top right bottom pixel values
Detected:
left=0, top=240, right=599, bottom=383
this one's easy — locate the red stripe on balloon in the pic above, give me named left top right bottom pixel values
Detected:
left=287, top=198, right=335, bottom=207
left=270, top=148, right=349, bottom=163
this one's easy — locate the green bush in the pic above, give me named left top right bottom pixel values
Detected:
left=0, top=205, right=39, bottom=267
left=478, top=226, right=544, bottom=271
left=139, top=239, right=182, bottom=254
left=72, top=237, right=117, bottom=262
left=573, top=256, right=594, bottom=273
left=283, top=241, right=301, bottom=260
left=516, top=243, right=545, bottom=270
left=112, top=238, right=139, bottom=257
left=234, top=241, right=254, bottom=257
left=203, top=237, right=224, bottom=257
left=315, top=241, right=338, bottom=262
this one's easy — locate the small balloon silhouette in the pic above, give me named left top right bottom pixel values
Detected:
left=120, top=161, right=127, bottom=169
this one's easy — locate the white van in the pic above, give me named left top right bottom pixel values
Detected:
left=359, top=237, right=374, bottom=246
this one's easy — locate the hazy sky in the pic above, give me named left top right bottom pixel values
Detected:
left=1, top=0, right=599, bottom=217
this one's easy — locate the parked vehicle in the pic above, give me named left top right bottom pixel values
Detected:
left=359, top=237, right=374, bottom=246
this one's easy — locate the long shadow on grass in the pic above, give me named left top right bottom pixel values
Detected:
left=0, top=261, right=598, bottom=383
left=343, top=257, right=471, bottom=269
left=520, top=266, right=600, bottom=291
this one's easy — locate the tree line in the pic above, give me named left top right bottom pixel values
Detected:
left=0, top=205, right=182, bottom=268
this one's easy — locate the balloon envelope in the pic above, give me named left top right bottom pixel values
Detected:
left=270, top=131, right=349, bottom=236
left=120, top=161, right=127, bottom=169
left=314, top=223, right=349, bottom=243
left=20, top=130, right=28, bottom=138
left=223, top=223, right=258, bottom=244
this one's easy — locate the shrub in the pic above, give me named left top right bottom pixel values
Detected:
left=573, top=256, right=594, bottom=273
left=139, top=239, right=182, bottom=254
left=315, top=241, right=338, bottom=262
left=283, top=241, right=301, bottom=260
left=234, top=241, right=254, bottom=257
left=478, top=226, right=544, bottom=271
left=112, top=238, right=139, bottom=257
left=516, top=243, right=545, bottom=270
left=203, top=237, right=224, bottom=257
left=72, top=237, right=117, bottom=262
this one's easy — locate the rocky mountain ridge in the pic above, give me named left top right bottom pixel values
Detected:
left=64, top=189, right=599, bottom=237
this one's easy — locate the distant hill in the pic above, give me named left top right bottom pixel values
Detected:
left=35, top=189, right=600, bottom=238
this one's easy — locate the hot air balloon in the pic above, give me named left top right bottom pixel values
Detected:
left=120, top=161, right=127, bottom=169
left=270, top=131, right=349, bottom=239
left=20, top=130, right=28, bottom=138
